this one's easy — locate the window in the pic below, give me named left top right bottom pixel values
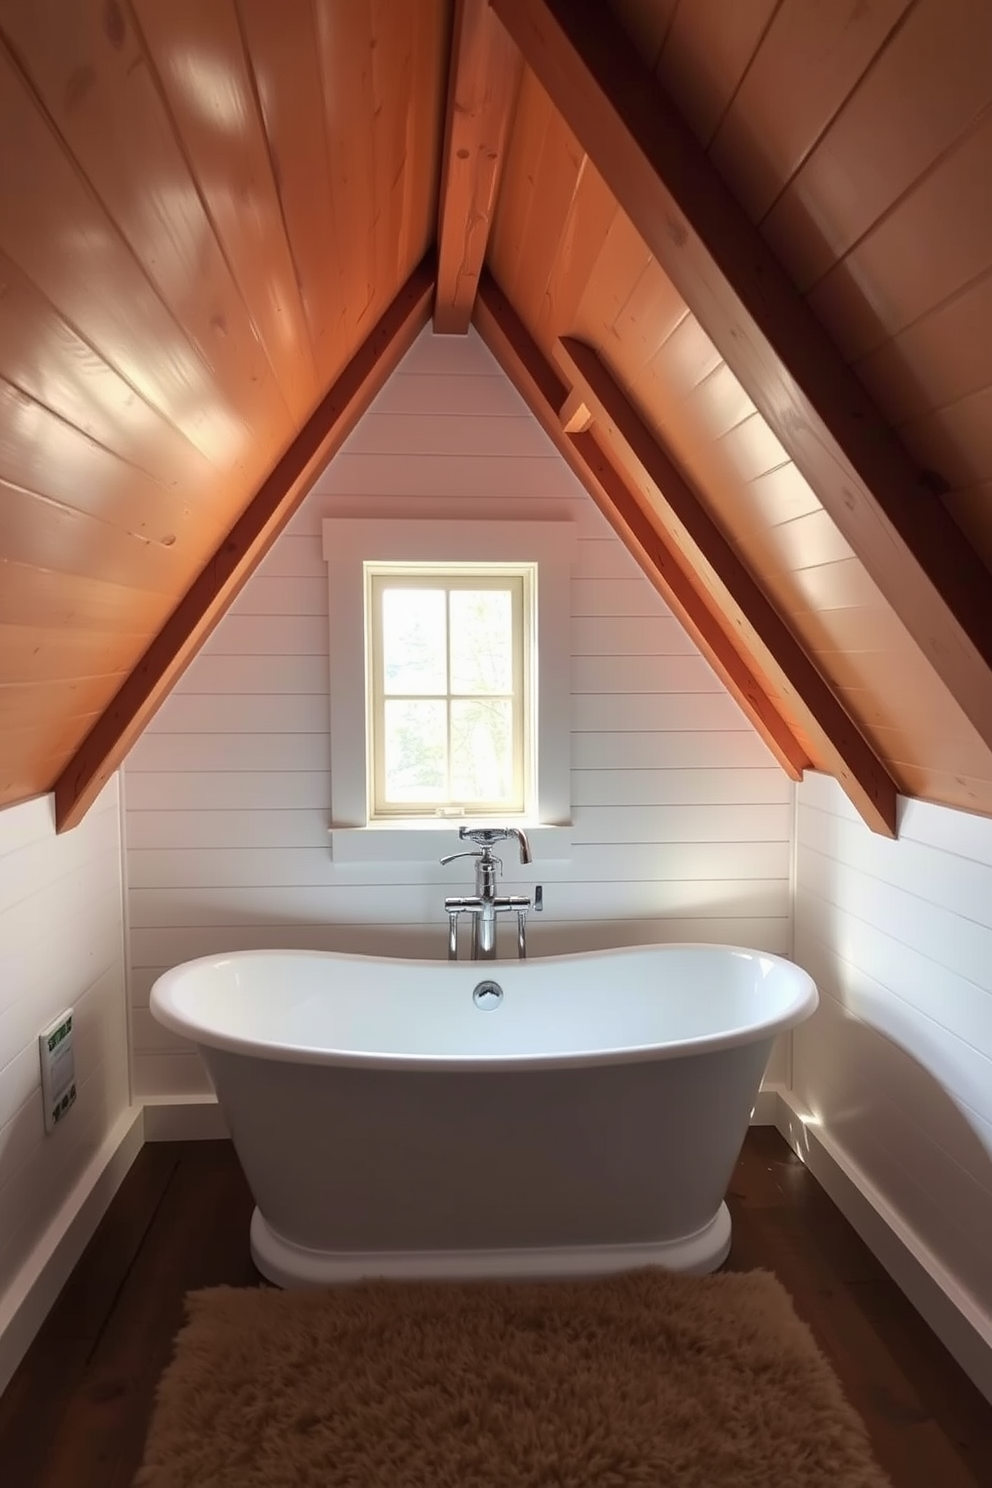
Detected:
left=322, top=516, right=576, bottom=861
left=367, top=566, right=533, bottom=819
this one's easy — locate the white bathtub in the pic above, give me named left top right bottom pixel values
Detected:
left=150, top=943, right=817, bottom=1286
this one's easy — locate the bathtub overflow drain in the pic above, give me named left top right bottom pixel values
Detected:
left=473, top=980, right=503, bottom=1010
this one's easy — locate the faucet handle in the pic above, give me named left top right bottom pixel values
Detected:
left=459, top=825, right=532, bottom=864
left=439, top=848, right=481, bottom=866
left=458, top=826, right=502, bottom=848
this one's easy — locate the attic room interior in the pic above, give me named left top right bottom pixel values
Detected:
left=1, top=0, right=992, bottom=1480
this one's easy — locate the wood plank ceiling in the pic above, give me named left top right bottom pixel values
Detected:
left=1, top=0, right=992, bottom=830
left=0, top=0, right=449, bottom=809
left=485, top=0, right=992, bottom=819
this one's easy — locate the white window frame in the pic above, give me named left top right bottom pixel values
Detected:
left=367, top=565, right=532, bottom=820
left=322, top=517, right=576, bottom=861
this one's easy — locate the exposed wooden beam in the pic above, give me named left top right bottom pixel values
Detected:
left=556, top=334, right=898, bottom=836
left=434, top=0, right=522, bottom=333
left=472, top=270, right=809, bottom=785
left=54, top=256, right=436, bottom=832
left=559, top=388, right=592, bottom=433
left=490, top=0, right=992, bottom=757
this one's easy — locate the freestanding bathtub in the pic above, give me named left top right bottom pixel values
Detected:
left=150, top=944, right=817, bottom=1287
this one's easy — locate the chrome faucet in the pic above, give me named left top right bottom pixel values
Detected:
left=441, top=826, right=542, bottom=960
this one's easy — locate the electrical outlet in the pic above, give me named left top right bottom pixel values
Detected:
left=39, top=1009, right=76, bottom=1133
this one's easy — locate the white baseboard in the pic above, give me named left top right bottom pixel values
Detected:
left=142, top=1095, right=229, bottom=1141
left=750, top=1086, right=780, bottom=1125
left=774, top=1087, right=992, bottom=1405
left=0, top=1105, right=145, bottom=1398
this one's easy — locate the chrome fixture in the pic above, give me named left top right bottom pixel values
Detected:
left=441, top=826, right=542, bottom=960
left=473, top=979, right=504, bottom=1010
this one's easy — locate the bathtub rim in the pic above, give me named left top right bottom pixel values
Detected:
left=149, top=941, right=818, bottom=1074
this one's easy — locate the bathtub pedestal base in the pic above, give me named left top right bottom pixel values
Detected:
left=249, top=1202, right=732, bottom=1288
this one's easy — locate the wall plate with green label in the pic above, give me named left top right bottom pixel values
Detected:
left=39, top=1008, right=76, bottom=1134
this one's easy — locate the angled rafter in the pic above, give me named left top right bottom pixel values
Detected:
left=489, top=0, right=992, bottom=757
left=472, top=270, right=810, bottom=785
left=55, top=255, right=436, bottom=832
left=434, top=0, right=522, bottom=333
left=556, top=333, right=898, bottom=836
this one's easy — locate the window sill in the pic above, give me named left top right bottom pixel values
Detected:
left=328, top=821, right=573, bottom=864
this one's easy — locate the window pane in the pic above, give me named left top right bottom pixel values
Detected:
left=449, top=590, right=513, bottom=694
left=382, top=589, right=446, bottom=695
left=383, top=700, right=447, bottom=801
left=450, top=699, right=513, bottom=802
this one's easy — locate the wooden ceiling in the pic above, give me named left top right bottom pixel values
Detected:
left=2, top=0, right=992, bottom=833
left=0, top=0, right=447, bottom=815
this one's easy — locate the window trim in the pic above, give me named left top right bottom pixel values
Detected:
left=322, top=517, right=577, bottom=861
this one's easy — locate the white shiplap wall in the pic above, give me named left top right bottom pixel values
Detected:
left=794, top=771, right=992, bottom=1330
left=0, top=778, right=130, bottom=1336
left=123, top=328, right=793, bottom=1099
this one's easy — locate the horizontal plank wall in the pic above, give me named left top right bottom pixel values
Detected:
left=122, top=327, right=793, bottom=1101
left=792, top=771, right=992, bottom=1395
left=0, top=777, right=135, bottom=1392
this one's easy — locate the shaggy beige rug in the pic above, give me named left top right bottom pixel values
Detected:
left=134, top=1268, right=890, bottom=1487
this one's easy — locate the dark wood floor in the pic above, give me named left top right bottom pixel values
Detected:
left=1, top=1128, right=990, bottom=1486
